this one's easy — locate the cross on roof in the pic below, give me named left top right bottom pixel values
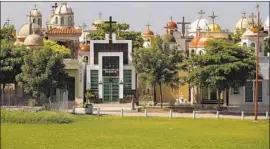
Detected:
left=177, top=16, right=190, bottom=37
left=249, top=12, right=257, bottom=26
left=34, top=4, right=37, bottom=9
left=146, top=23, right=151, bottom=30
left=52, top=2, right=58, bottom=9
left=97, top=12, right=103, bottom=20
left=198, top=10, right=205, bottom=18
left=6, top=18, right=10, bottom=26
left=105, top=16, right=117, bottom=44
left=241, top=11, right=246, bottom=18
left=196, top=26, right=202, bottom=36
left=164, top=23, right=169, bottom=34
left=209, top=11, right=218, bottom=25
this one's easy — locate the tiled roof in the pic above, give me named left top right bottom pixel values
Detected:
left=46, top=27, right=82, bottom=35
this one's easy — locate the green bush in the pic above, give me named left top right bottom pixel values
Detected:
left=1, top=110, right=75, bottom=124
left=28, top=99, right=37, bottom=107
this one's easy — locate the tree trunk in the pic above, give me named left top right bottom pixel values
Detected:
left=159, top=83, right=163, bottom=108
left=152, top=84, right=157, bottom=105
left=2, top=84, right=6, bottom=106
left=226, top=89, right=229, bottom=106
left=14, top=83, right=17, bottom=106
left=217, top=89, right=221, bottom=110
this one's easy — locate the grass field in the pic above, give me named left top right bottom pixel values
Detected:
left=1, top=115, right=269, bottom=149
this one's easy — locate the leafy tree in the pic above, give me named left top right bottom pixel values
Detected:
left=228, top=28, right=245, bottom=44
left=263, top=38, right=270, bottom=56
left=88, top=23, right=144, bottom=50
left=132, top=36, right=184, bottom=108
left=0, top=25, right=16, bottom=41
left=0, top=39, right=28, bottom=103
left=182, top=39, right=256, bottom=108
left=43, top=39, right=71, bottom=58
left=16, top=47, right=69, bottom=104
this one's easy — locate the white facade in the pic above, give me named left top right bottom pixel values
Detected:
left=87, top=33, right=135, bottom=102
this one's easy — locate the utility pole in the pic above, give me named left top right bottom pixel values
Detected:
left=254, top=4, right=260, bottom=121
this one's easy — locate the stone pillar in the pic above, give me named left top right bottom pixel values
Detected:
left=119, top=54, right=124, bottom=99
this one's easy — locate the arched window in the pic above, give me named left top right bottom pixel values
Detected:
left=68, top=17, right=72, bottom=26
left=55, top=17, right=58, bottom=24
left=243, top=42, right=247, bottom=47
left=38, top=19, right=41, bottom=26
left=33, top=18, right=36, bottom=24
left=250, top=43, right=255, bottom=47
left=61, top=17, right=64, bottom=25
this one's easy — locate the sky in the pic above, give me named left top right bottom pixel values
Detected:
left=1, top=1, right=269, bottom=34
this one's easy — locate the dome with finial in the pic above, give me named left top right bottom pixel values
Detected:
left=189, top=10, right=209, bottom=33
left=54, top=3, right=73, bottom=15
left=93, top=12, right=105, bottom=25
left=30, top=4, right=42, bottom=17
left=234, top=12, right=250, bottom=31
left=17, top=23, right=44, bottom=38
left=166, top=16, right=178, bottom=29
left=207, top=11, right=221, bottom=32
left=207, top=24, right=221, bottom=32
left=144, top=23, right=154, bottom=36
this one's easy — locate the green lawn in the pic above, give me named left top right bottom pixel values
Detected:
left=1, top=115, right=269, bottom=149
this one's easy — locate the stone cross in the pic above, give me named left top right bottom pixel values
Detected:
left=146, top=23, right=151, bottom=30
left=97, top=12, right=103, bottom=20
left=52, top=2, right=58, bottom=9
left=249, top=12, right=257, bottom=26
left=164, top=23, right=169, bottom=34
left=196, top=26, right=202, bottom=36
left=241, top=11, right=246, bottom=18
left=6, top=18, right=10, bottom=26
left=34, top=4, right=37, bottom=9
left=177, top=17, right=190, bottom=37
left=198, top=9, right=205, bottom=18
left=208, top=11, right=218, bottom=31
left=105, top=16, right=117, bottom=44
left=170, top=16, right=173, bottom=22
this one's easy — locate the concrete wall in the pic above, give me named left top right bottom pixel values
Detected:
left=229, top=80, right=269, bottom=112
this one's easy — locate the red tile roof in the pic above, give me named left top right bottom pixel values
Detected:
left=46, top=27, right=82, bottom=35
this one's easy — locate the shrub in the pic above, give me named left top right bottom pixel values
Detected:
left=1, top=110, right=75, bottom=124
left=28, top=99, right=37, bottom=107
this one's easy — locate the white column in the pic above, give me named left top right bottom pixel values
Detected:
left=98, top=55, right=103, bottom=99
left=119, top=54, right=124, bottom=99
left=86, top=65, right=91, bottom=89
left=132, top=67, right=136, bottom=89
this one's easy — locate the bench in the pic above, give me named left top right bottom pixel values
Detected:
left=200, top=99, right=224, bottom=108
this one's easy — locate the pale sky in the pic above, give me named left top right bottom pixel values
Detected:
left=1, top=1, right=269, bottom=34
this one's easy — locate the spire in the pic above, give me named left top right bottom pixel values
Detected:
left=198, top=9, right=205, bottom=19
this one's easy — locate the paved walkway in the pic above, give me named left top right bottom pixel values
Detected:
left=71, top=108, right=269, bottom=120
